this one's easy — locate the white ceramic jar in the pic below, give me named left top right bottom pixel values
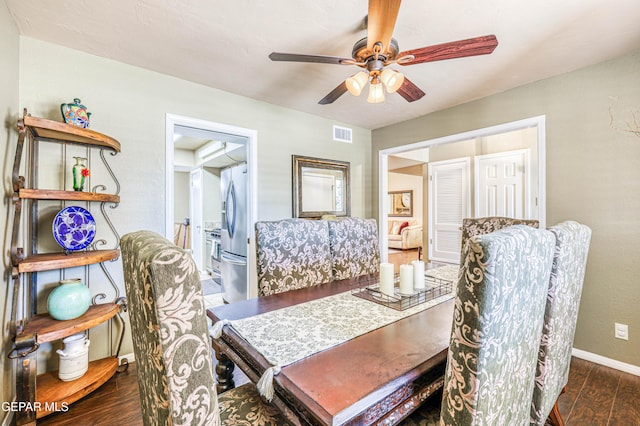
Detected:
left=57, top=333, right=90, bottom=381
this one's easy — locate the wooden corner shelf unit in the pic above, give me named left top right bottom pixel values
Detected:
left=21, top=303, right=122, bottom=344
left=17, top=250, right=121, bottom=274
left=35, top=357, right=119, bottom=419
left=9, top=110, right=127, bottom=425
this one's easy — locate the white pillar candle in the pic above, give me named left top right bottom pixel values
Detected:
left=412, top=260, right=425, bottom=290
left=379, top=262, right=395, bottom=297
left=399, top=264, right=414, bottom=295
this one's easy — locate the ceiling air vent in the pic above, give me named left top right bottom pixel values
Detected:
left=333, top=125, right=353, bottom=143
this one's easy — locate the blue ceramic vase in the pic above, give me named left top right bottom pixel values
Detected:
left=47, top=278, right=91, bottom=321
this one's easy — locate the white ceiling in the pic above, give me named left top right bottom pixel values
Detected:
left=6, top=0, right=640, bottom=130
left=173, top=125, right=247, bottom=169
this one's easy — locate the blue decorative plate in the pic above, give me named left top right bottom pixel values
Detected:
left=52, top=206, right=96, bottom=251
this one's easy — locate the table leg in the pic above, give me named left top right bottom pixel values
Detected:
left=213, top=341, right=235, bottom=393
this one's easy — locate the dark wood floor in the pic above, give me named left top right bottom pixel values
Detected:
left=38, top=250, right=640, bottom=425
left=37, top=354, right=640, bottom=424
left=558, top=357, right=640, bottom=425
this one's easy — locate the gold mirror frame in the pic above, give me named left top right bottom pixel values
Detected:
left=292, top=155, right=350, bottom=219
left=388, top=190, right=413, bottom=217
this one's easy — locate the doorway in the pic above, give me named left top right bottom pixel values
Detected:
left=378, top=116, right=546, bottom=263
left=165, top=114, right=258, bottom=299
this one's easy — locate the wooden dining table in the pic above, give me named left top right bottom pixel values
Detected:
left=207, top=274, right=454, bottom=425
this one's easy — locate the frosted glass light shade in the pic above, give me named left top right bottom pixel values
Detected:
left=345, top=71, right=368, bottom=96
left=367, top=81, right=385, bottom=103
left=380, top=69, right=405, bottom=93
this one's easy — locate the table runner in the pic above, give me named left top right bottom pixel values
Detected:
left=425, top=264, right=459, bottom=282
left=212, top=289, right=454, bottom=401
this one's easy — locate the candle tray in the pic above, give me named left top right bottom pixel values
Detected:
left=351, top=273, right=454, bottom=311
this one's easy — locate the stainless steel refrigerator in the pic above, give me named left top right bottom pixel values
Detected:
left=220, top=163, right=248, bottom=303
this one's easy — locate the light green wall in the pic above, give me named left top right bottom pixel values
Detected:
left=18, top=37, right=372, bottom=225
left=373, top=51, right=640, bottom=366
left=0, top=0, right=19, bottom=418
left=173, top=171, right=190, bottom=222
left=14, top=36, right=371, bottom=366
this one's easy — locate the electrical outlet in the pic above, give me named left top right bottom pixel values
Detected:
left=614, top=323, right=629, bottom=341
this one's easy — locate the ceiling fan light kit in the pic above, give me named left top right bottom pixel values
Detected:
left=380, top=68, right=404, bottom=93
left=346, top=69, right=403, bottom=103
left=269, top=0, right=498, bottom=105
left=346, top=71, right=369, bottom=96
left=367, top=77, right=386, bottom=103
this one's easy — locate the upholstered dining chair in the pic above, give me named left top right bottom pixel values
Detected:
left=328, top=217, right=380, bottom=280
left=530, top=221, right=592, bottom=426
left=121, top=230, right=291, bottom=426
left=255, top=218, right=333, bottom=296
left=460, top=216, right=539, bottom=259
left=402, top=225, right=555, bottom=425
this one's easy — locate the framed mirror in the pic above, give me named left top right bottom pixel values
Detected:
left=292, top=155, right=350, bottom=219
left=388, top=190, right=413, bottom=217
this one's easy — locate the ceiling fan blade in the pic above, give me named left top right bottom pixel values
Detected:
left=319, top=82, right=348, bottom=105
left=269, top=52, right=353, bottom=65
left=396, top=77, right=425, bottom=102
left=367, top=0, right=401, bottom=55
left=397, top=35, right=498, bottom=65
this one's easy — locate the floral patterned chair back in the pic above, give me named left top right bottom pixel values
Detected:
left=328, top=217, right=380, bottom=280
left=440, top=225, right=555, bottom=425
left=121, top=230, right=290, bottom=426
left=530, top=221, right=592, bottom=426
left=461, top=216, right=539, bottom=260
left=255, top=219, right=333, bottom=296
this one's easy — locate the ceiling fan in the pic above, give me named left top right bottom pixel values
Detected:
left=269, top=0, right=498, bottom=105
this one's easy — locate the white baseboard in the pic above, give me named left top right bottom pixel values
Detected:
left=572, top=348, right=640, bottom=376
left=119, top=352, right=135, bottom=365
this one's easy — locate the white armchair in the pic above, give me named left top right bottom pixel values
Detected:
left=388, top=220, right=422, bottom=250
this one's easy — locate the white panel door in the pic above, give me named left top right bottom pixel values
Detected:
left=190, top=168, right=204, bottom=271
left=475, top=149, right=529, bottom=219
left=428, top=157, right=470, bottom=264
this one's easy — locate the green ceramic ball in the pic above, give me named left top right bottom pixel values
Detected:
left=47, top=278, right=91, bottom=320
